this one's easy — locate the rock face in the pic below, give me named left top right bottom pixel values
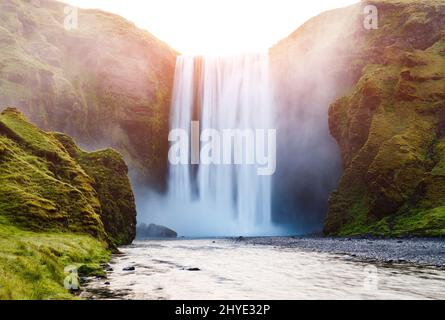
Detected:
left=0, top=0, right=177, bottom=188
left=325, top=0, right=445, bottom=237
left=136, top=223, right=178, bottom=239
left=54, top=132, right=137, bottom=245
left=0, top=107, right=136, bottom=245
left=273, top=0, right=445, bottom=236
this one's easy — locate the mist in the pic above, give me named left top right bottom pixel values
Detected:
left=135, top=190, right=293, bottom=237
left=270, top=4, right=362, bottom=232
left=136, top=4, right=363, bottom=237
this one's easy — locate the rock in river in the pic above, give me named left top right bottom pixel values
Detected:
left=136, top=223, right=178, bottom=239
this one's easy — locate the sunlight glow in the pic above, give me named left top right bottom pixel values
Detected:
left=60, top=0, right=358, bottom=55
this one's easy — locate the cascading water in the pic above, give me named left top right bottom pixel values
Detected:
left=135, top=8, right=352, bottom=238
left=165, top=54, right=283, bottom=236
left=140, top=50, right=341, bottom=237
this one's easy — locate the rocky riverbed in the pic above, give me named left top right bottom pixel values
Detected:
left=243, top=237, right=445, bottom=268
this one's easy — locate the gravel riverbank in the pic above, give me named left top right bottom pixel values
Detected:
left=242, top=237, right=445, bottom=267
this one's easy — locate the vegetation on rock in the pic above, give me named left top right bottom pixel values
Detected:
left=0, top=107, right=137, bottom=299
left=0, top=0, right=177, bottom=188
left=54, top=132, right=137, bottom=245
left=0, top=107, right=136, bottom=244
left=0, top=108, right=104, bottom=239
left=325, top=0, right=445, bottom=237
left=273, top=0, right=445, bottom=236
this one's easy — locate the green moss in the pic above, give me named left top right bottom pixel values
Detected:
left=431, top=137, right=445, bottom=175
left=0, top=108, right=137, bottom=299
left=392, top=206, right=445, bottom=237
left=0, top=108, right=136, bottom=246
left=0, top=0, right=177, bottom=187
left=0, top=108, right=105, bottom=239
left=324, top=0, right=445, bottom=237
left=77, top=263, right=106, bottom=278
left=53, top=133, right=137, bottom=246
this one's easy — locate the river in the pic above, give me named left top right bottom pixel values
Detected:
left=81, top=238, right=445, bottom=300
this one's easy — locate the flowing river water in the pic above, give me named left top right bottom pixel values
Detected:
left=82, top=239, right=445, bottom=300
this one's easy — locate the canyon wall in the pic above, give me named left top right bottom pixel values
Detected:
left=326, top=0, right=445, bottom=236
left=0, top=0, right=177, bottom=188
left=273, top=0, right=445, bottom=236
left=0, top=107, right=136, bottom=246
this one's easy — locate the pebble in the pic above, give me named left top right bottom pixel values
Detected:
left=243, top=237, right=445, bottom=267
left=186, top=267, right=201, bottom=271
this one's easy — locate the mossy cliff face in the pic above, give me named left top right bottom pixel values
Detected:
left=53, top=132, right=137, bottom=245
left=273, top=0, right=445, bottom=236
left=0, top=107, right=136, bottom=245
left=325, top=0, right=445, bottom=236
left=0, top=0, right=177, bottom=188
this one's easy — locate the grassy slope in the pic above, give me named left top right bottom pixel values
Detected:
left=0, top=108, right=136, bottom=299
left=0, top=108, right=105, bottom=239
left=324, top=0, right=445, bottom=236
left=0, top=217, right=109, bottom=300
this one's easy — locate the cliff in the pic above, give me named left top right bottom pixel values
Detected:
left=54, top=132, right=137, bottom=245
left=325, top=0, right=445, bottom=236
left=0, top=0, right=177, bottom=188
left=0, top=107, right=136, bottom=245
left=0, top=107, right=137, bottom=299
left=272, top=0, right=445, bottom=236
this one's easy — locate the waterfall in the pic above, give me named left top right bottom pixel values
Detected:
left=165, top=54, right=282, bottom=236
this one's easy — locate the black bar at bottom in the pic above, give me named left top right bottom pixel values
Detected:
left=0, top=300, right=442, bottom=318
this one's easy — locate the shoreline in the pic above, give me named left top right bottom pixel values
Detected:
left=241, top=237, right=445, bottom=268
left=132, top=236, right=445, bottom=268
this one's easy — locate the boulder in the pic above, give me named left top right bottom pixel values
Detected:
left=136, top=223, right=178, bottom=239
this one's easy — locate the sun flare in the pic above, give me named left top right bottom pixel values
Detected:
left=61, top=0, right=358, bottom=55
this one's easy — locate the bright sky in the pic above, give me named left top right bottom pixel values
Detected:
left=61, top=0, right=358, bottom=55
